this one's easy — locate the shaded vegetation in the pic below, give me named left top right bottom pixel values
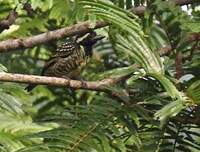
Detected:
left=0, top=0, right=199, bottom=151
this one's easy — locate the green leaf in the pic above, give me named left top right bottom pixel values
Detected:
left=49, top=0, right=71, bottom=24
left=150, top=73, right=182, bottom=99
left=155, top=99, right=189, bottom=124
left=0, top=64, right=7, bottom=72
left=98, top=66, right=135, bottom=79
left=181, top=21, right=200, bottom=33
left=79, top=0, right=164, bottom=74
left=187, top=80, right=200, bottom=103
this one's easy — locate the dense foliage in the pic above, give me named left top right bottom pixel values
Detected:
left=0, top=0, right=199, bottom=151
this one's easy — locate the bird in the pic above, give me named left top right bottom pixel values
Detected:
left=25, top=32, right=104, bottom=92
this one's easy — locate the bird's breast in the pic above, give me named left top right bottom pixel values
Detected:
left=44, top=48, right=88, bottom=78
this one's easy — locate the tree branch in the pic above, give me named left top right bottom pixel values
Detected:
left=0, top=2, right=37, bottom=32
left=0, top=0, right=195, bottom=53
left=0, top=72, right=125, bottom=92
left=23, top=2, right=35, bottom=17
left=130, top=0, right=195, bottom=16
left=0, top=10, right=18, bottom=32
left=175, top=51, right=183, bottom=79
left=173, top=116, right=200, bottom=125
left=174, top=0, right=198, bottom=5
left=0, top=21, right=107, bottom=53
left=158, top=33, right=200, bottom=56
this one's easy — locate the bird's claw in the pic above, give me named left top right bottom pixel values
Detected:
left=80, top=79, right=87, bottom=88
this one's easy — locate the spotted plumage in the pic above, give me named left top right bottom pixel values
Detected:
left=25, top=32, right=104, bottom=92
left=54, top=40, right=77, bottom=57
left=42, top=45, right=87, bottom=78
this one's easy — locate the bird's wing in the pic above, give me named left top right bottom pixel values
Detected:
left=41, top=57, right=58, bottom=76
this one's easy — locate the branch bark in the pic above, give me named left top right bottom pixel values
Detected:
left=0, top=10, right=18, bottom=32
left=0, top=72, right=124, bottom=92
left=174, top=0, right=197, bottom=5
left=0, top=21, right=107, bottom=53
left=130, top=0, right=195, bottom=16
left=173, top=116, right=200, bottom=125
left=158, top=33, right=200, bottom=56
left=23, top=2, right=35, bottom=17
left=0, top=0, right=195, bottom=53
left=0, top=2, right=36, bottom=33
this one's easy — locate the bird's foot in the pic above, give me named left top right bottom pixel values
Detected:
left=80, top=78, right=87, bottom=88
left=61, top=76, right=70, bottom=80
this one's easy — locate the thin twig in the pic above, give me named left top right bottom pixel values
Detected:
left=23, top=2, right=35, bottom=17
left=0, top=10, right=18, bottom=32
left=158, top=33, right=200, bottom=56
left=175, top=51, right=183, bottom=79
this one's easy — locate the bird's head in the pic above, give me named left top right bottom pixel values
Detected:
left=77, top=32, right=104, bottom=56
left=79, top=32, right=105, bottom=47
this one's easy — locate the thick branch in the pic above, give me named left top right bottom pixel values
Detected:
left=0, top=72, right=124, bottom=91
left=0, top=21, right=107, bottom=53
left=0, top=0, right=195, bottom=53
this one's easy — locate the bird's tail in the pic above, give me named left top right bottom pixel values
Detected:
left=25, top=84, right=36, bottom=92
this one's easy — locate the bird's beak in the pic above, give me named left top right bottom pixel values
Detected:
left=93, top=35, right=105, bottom=42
